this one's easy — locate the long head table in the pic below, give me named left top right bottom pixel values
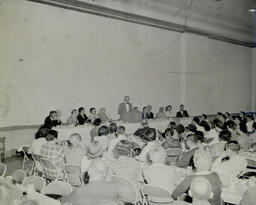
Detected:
left=54, top=118, right=193, bottom=147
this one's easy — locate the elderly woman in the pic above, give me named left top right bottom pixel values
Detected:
left=172, top=149, right=222, bottom=205
left=96, top=107, right=109, bottom=123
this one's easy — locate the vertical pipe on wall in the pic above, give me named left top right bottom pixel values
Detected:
left=252, top=13, right=256, bottom=111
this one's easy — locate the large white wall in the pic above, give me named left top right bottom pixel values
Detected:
left=0, top=0, right=253, bottom=127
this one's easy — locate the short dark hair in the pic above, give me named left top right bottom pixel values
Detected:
left=93, top=118, right=101, bottom=126
left=142, top=130, right=156, bottom=141
left=71, top=109, right=77, bottom=114
left=219, top=130, right=231, bottom=142
left=35, top=127, right=50, bottom=139
left=78, top=107, right=84, bottom=113
left=90, top=108, right=96, bottom=113
left=164, top=128, right=174, bottom=137
left=98, top=126, right=109, bottom=136
left=46, top=130, right=58, bottom=141
left=225, top=120, right=236, bottom=130
left=199, top=121, right=211, bottom=132
left=49, top=110, right=56, bottom=116
left=202, top=114, right=207, bottom=119
left=175, top=124, right=185, bottom=134
left=194, top=131, right=204, bottom=142
left=193, top=117, right=200, bottom=124
left=109, top=123, right=117, bottom=133
left=187, top=124, right=197, bottom=132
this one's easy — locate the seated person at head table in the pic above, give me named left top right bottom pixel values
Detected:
left=146, top=105, right=154, bottom=119
left=176, top=104, right=190, bottom=118
left=44, top=110, right=61, bottom=128
left=173, top=149, right=222, bottom=205
left=118, top=96, right=133, bottom=121
left=67, top=109, right=79, bottom=126
left=65, top=133, right=86, bottom=165
left=62, top=159, right=121, bottom=205
left=77, top=107, right=89, bottom=125
left=142, top=106, right=150, bottom=120
left=172, top=176, right=213, bottom=205
left=143, top=146, right=182, bottom=194
left=211, top=140, right=247, bottom=186
left=165, top=105, right=173, bottom=118
left=96, top=107, right=109, bottom=123
left=155, top=107, right=168, bottom=119
left=88, top=107, right=97, bottom=123
left=39, top=130, right=66, bottom=179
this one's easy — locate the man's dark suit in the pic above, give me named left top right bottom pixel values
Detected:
left=147, top=112, right=154, bottom=119
left=77, top=114, right=89, bottom=125
left=44, top=116, right=61, bottom=128
left=176, top=110, right=189, bottom=118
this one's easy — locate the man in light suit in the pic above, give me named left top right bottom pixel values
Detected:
left=118, top=96, right=132, bottom=121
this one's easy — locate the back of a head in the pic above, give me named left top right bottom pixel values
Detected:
left=117, top=126, right=125, bottom=135
left=88, top=159, right=107, bottom=179
left=148, top=146, right=166, bottom=164
left=93, top=118, right=102, bottom=126
left=190, top=177, right=212, bottom=201
left=218, top=130, right=231, bottom=142
left=98, top=125, right=109, bottom=136
left=193, top=149, right=212, bottom=171
left=45, top=129, right=58, bottom=141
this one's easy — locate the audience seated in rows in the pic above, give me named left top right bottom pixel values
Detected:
left=62, top=159, right=121, bottom=205
left=173, top=149, right=222, bottom=205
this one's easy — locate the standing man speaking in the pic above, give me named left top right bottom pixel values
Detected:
left=118, top=96, right=133, bottom=121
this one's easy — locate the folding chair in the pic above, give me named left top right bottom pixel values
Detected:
left=140, top=184, right=173, bottom=205
left=21, top=145, right=34, bottom=175
left=63, top=164, right=83, bottom=187
left=0, top=162, right=7, bottom=176
left=31, top=154, right=44, bottom=175
left=111, top=175, right=141, bottom=205
left=40, top=158, right=64, bottom=181
left=22, top=175, right=46, bottom=193
left=43, top=181, right=73, bottom=199
left=11, top=169, right=26, bottom=184
left=246, top=159, right=256, bottom=169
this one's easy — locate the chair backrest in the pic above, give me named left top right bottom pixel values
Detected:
left=31, top=154, right=43, bottom=173
left=140, top=184, right=173, bottom=204
left=63, top=164, right=83, bottom=186
left=246, top=159, right=256, bottom=169
left=22, top=176, right=46, bottom=193
left=40, top=157, right=59, bottom=180
left=43, top=181, right=73, bottom=196
left=111, top=175, right=139, bottom=203
left=11, top=169, right=26, bottom=184
left=0, top=162, right=7, bottom=177
left=21, top=146, right=34, bottom=175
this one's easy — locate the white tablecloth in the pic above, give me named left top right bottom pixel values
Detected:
left=54, top=117, right=193, bottom=147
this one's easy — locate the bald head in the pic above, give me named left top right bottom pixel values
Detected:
left=190, top=177, right=212, bottom=201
